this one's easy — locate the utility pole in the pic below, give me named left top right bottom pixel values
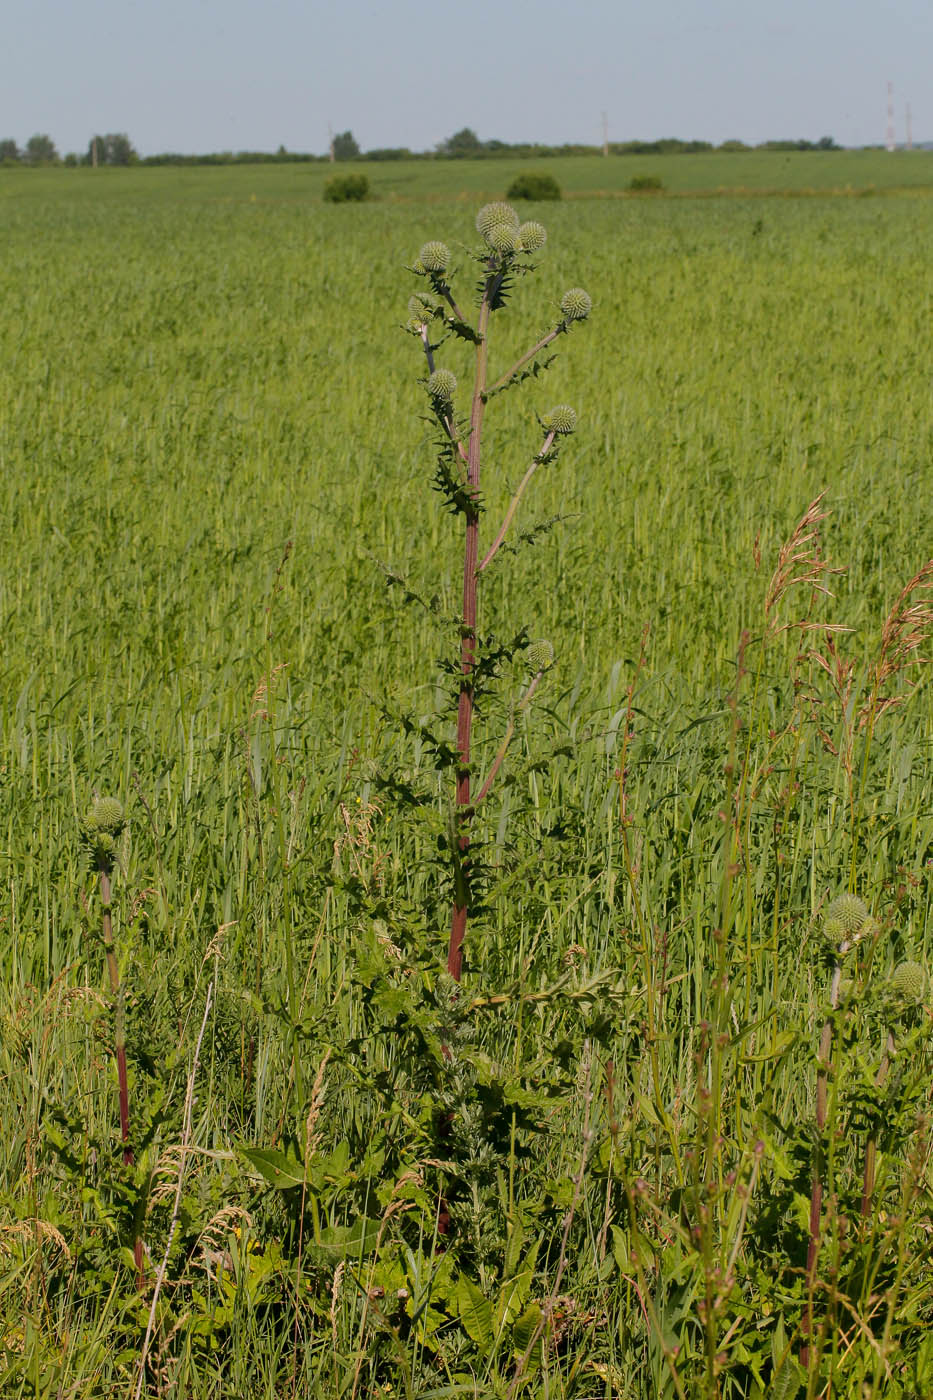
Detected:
left=906, top=102, right=913, bottom=151
left=601, top=110, right=609, bottom=157
left=92, top=136, right=98, bottom=168
left=886, top=81, right=895, bottom=152
left=328, top=124, right=335, bottom=162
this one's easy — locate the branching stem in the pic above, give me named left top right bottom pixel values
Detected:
left=477, top=432, right=555, bottom=575
left=486, top=325, right=564, bottom=397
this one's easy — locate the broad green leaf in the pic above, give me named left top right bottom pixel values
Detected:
left=511, top=1302, right=544, bottom=1367
left=456, top=1274, right=493, bottom=1351
left=239, top=1146, right=305, bottom=1190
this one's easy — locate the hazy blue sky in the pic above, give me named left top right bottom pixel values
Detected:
left=4, top=0, right=930, bottom=156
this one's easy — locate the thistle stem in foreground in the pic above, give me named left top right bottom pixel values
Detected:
left=84, top=797, right=146, bottom=1287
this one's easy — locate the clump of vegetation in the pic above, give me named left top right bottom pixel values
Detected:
left=323, top=172, right=370, bottom=203
left=628, top=172, right=665, bottom=192
left=506, top=170, right=562, bottom=201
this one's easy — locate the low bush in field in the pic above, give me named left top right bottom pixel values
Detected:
left=507, top=170, right=562, bottom=201
left=323, top=172, right=370, bottom=203
left=628, top=173, right=665, bottom=192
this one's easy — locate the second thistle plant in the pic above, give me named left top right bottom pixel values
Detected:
left=406, top=203, right=592, bottom=980
left=83, top=796, right=145, bottom=1284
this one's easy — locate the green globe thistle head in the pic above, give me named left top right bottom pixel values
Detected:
left=426, top=368, right=457, bottom=405
left=419, top=240, right=450, bottom=274
left=476, top=201, right=520, bottom=238
left=518, top=220, right=547, bottom=252
left=526, top=639, right=555, bottom=674
left=542, top=404, right=577, bottom=436
left=825, top=894, right=870, bottom=938
left=485, top=222, right=519, bottom=254
left=85, top=797, right=125, bottom=837
left=889, top=960, right=927, bottom=1006
left=560, top=287, right=593, bottom=322
left=408, top=292, right=438, bottom=323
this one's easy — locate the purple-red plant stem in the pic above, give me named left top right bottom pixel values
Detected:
left=478, top=432, right=555, bottom=575
left=447, top=273, right=495, bottom=982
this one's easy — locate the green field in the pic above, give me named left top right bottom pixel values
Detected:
left=1, top=161, right=932, bottom=1398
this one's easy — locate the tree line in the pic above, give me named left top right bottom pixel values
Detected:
left=0, top=134, right=138, bottom=166
left=1, top=127, right=844, bottom=171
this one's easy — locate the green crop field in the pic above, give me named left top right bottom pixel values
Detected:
left=1, top=161, right=932, bottom=1399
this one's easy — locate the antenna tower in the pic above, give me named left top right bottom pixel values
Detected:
left=886, top=81, right=895, bottom=152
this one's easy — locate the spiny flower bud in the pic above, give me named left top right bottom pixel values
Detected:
left=518, top=221, right=547, bottom=252
left=419, top=241, right=450, bottom=273
left=542, top=405, right=577, bottom=436
left=426, top=368, right=457, bottom=404
left=408, top=292, right=438, bottom=323
left=526, top=639, right=554, bottom=673
left=486, top=222, right=519, bottom=254
left=476, top=202, right=520, bottom=238
left=889, top=960, right=927, bottom=1005
left=824, top=894, right=870, bottom=937
left=560, top=288, right=592, bottom=322
left=85, top=797, right=125, bottom=836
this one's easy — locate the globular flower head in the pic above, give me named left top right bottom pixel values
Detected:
left=83, top=797, right=126, bottom=866
left=825, top=894, right=870, bottom=936
left=419, top=240, right=450, bottom=273
left=85, top=797, right=125, bottom=836
left=518, top=220, right=547, bottom=252
left=822, top=893, right=872, bottom=957
left=408, top=292, right=438, bottom=324
left=476, top=202, right=520, bottom=239
left=526, top=639, right=555, bottom=674
left=486, top=222, right=519, bottom=255
left=426, top=368, right=457, bottom=405
left=560, top=287, right=592, bottom=322
left=889, top=960, right=927, bottom=1006
left=542, top=404, right=577, bottom=436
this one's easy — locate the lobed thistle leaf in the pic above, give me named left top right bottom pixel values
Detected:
left=419, top=240, right=450, bottom=273
left=485, top=222, right=519, bottom=254
left=542, top=405, right=577, bottom=436
left=526, top=639, right=555, bottom=674
left=517, top=221, right=547, bottom=252
left=426, top=368, right=457, bottom=405
left=476, top=201, right=520, bottom=238
left=560, top=287, right=592, bottom=322
left=889, top=960, right=927, bottom=1005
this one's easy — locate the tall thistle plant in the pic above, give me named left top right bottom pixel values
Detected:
left=405, top=202, right=591, bottom=980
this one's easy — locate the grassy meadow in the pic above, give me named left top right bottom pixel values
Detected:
left=1, top=158, right=932, bottom=1398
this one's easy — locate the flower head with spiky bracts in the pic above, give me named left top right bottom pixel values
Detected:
left=83, top=797, right=126, bottom=867
left=408, top=292, right=439, bottom=325
left=486, top=222, right=519, bottom=255
left=542, top=404, right=577, bottom=437
left=822, top=893, right=870, bottom=953
left=526, top=639, right=554, bottom=674
left=889, top=959, right=928, bottom=1006
left=476, top=202, right=520, bottom=240
left=419, top=241, right=450, bottom=274
left=518, top=221, right=547, bottom=252
left=426, top=368, right=457, bottom=407
left=560, top=288, right=592, bottom=323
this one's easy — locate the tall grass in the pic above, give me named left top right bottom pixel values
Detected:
left=0, top=176, right=931, bottom=1397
